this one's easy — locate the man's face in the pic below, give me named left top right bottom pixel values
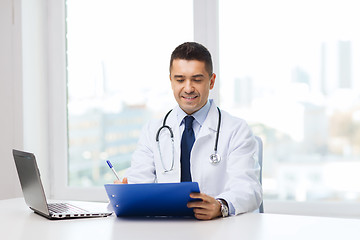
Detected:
left=170, top=59, right=215, bottom=115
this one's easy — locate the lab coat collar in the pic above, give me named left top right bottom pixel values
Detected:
left=196, top=101, right=219, bottom=139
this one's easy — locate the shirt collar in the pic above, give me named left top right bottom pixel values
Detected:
left=176, top=99, right=212, bottom=127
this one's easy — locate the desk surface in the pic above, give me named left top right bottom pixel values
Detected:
left=1, top=198, right=359, bottom=240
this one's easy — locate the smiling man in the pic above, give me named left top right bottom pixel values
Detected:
left=122, top=42, right=263, bottom=220
left=170, top=58, right=215, bottom=115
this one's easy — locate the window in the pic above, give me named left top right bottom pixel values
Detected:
left=50, top=0, right=359, bottom=214
left=66, top=0, right=194, bottom=187
left=219, top=0, right=360, bottom=202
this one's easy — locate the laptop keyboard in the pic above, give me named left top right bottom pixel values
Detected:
left=48, top=203, right=89, bottom=214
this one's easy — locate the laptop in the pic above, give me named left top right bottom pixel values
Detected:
left=105, top=182, right=200, bottom=217
left=12, top=149, right=112, bottom=220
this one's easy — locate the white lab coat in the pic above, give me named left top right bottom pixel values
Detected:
left=126, top=102, right=263, bottom=215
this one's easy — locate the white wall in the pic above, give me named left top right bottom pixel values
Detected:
left=193, top=0, right=219, bottom=104
left=21, top=0, right=50, bottom=195
left=0, top=0, right=49, bottom=200
left=0, top=0, right=23, bottom=199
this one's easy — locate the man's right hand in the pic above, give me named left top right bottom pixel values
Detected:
left=114, top=177, right=128, bottom=184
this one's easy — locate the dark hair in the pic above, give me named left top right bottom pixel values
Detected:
left=169, top=42, right=213, bottom=76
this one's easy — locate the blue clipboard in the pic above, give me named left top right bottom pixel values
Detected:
left=104, top=182, right=200, bottom=217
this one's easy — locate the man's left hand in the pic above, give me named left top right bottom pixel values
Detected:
left=187, top=193, right=222, bottom=220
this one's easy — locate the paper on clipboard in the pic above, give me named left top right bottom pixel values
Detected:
left=104, top=182, right=200, bottom=217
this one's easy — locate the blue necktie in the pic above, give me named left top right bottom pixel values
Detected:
left=180, top=116, right=195, bottom=182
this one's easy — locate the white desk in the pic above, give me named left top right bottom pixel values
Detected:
left=1, top=198, right=359, bottom=240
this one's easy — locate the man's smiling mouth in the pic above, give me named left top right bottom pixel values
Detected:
left=182, top=96, right=198, bottom=99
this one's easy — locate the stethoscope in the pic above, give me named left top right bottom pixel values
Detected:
left=155, top=107, right=222, bottom=172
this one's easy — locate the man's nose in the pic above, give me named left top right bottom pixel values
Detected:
left=184, top=80, right=194, bottom=93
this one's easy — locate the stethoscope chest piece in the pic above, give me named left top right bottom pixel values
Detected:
left=209, top=153, right=221, bottom=165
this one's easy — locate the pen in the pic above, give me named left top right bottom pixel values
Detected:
left=106, top=160, right=120, bottom=180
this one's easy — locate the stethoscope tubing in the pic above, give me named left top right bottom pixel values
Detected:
left=214, top=107, right=221, bottom=152
left=155, top=107, right=222, bottom=172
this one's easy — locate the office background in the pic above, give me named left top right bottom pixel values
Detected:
left=1, top=0, right=360, bottom=218
left=1, top=0, right=23, bottom=199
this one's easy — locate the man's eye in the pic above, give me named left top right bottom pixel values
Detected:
left=177, top=79, right=184, bottom=82
left=193, top=79, right=202, bottom=82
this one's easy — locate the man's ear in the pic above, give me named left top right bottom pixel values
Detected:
left=210, top=73, right=216, bottom=89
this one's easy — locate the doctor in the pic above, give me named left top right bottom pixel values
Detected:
left=118, top=42, right=262, bottom=220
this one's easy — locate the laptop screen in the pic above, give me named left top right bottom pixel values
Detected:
left=13, top=149, right=50, bottom=215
